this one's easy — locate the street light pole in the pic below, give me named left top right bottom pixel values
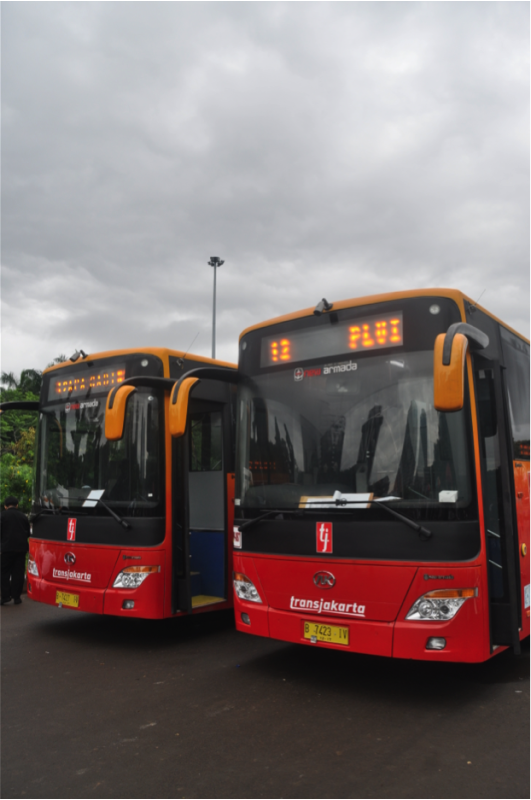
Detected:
left=208, top=257, right=224, bottom=359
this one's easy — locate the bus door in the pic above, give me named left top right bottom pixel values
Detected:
left=473, top=355, right=521, bottom=653
left=172, top=400, right=228, bottom=614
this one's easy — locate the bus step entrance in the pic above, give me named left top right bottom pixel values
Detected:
left=191, top=595, right=226, bottom=608
left=190, top=571, right=225, bottom=609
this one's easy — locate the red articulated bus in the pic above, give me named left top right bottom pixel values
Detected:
left=172, top=289, right=529, bottom=662
left=2, top=348, right=238, bottom=619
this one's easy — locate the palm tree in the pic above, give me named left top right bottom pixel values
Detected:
left=1, top=369, right=42, bottom=395
left=0, top=371, right=18, bottom=389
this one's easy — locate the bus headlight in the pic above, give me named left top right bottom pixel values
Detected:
left=113, top=566, right=160, bottom=589
left=233, top=572, right=262, bottom=603
left=27, top=557, right=39, bottom=577
left=406, top=588, right=477, bottom=621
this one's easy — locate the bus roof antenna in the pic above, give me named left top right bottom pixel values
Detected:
left=175, top=332, right=200, bottom=368
left=314, top=298, right=333, bottom=316
left=468, top=289, right=486, bottom=314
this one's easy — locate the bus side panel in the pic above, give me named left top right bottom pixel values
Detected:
left=164, top=391, right=174, bottom=619
left=514, top=461, right=530, bottom=639
left=226, top=473, right=235, bottom=609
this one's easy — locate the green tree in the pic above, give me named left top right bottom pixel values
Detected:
left=0, top=358, right=67, bottom=511
left=0, top=388, right=40, bottom=450
left=0, top=455, right=33, bottom=512
left=1, top=368, right=43, bottom=396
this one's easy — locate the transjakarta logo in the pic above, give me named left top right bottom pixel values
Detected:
left=323, top=361, right=357, bottom=375
left=290, top=597, right=366, bottom=617
left=52, top=568, right=92, bottom=583
left=67, top=518, right=77, bottom=541
left=317, top=522, right=333, bottom=553
left=65, top=401, right=99, bottom=412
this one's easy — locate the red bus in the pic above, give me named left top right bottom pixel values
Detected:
left=172, top=289, right=529, bottom=661
left=2, top=348, right=238, bottom=619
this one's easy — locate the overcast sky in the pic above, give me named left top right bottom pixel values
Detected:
left=2, top=2, right=529, bottom=376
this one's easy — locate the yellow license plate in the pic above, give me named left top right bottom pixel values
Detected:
left=56, top=590, right=79, bottom=608
left=303, top=621, right=349, bottom=645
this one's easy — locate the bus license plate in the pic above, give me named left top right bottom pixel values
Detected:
left=56, top=590, right=79, bottom=608
left=303, top=621, right=349, bottom=645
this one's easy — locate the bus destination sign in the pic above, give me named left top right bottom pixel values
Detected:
left=260, top=312, right=403, bottom=367
left=48, top=365, right=126, bottom=400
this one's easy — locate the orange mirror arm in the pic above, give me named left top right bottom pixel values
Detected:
left=433, top=322, right=489, bottom=413
left=105, top=385, right=136, bottom=441
left=169, top=378, right=199, bottom=438
left=433, top=332, right=468, bottom=412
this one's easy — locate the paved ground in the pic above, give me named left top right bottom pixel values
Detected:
left=1, top=598, right=529, bottom=799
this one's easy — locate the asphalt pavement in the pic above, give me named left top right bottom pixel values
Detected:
left=1, top=597, right=529, bottom=799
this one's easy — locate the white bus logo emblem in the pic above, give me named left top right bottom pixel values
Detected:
left=316, top=522, right=333, bottom=554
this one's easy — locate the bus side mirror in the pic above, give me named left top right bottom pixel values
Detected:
left=169, top=377, right=199, bottom=437
left=434, top=333, right=468, bottom=411
left=105, top=385, right=136, bottom=440
left=433, top=322, right=489, bottom=412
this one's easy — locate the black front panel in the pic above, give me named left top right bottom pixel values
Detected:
left=42, top=352, right=164, bottom=405
left=240, top=295, right=462, bottom=375
left=236, top=517, right=480, bottom=563
left=32, top=515, right=166, bottom=547
left=236, top=294, right=478, bottom=538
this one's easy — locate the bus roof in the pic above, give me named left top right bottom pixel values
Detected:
left=42, top=348, right=237, bottom=375
left=239, top=287, right=529, bottom=344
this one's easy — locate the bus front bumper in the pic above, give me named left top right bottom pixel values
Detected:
left=27, top=576, right=105, bottom=614
left=234, top=600, right=487, bottom=662
left=27, top=575, right=165, bottom=618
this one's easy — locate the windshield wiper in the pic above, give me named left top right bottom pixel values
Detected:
left=31, top=497, right=73, bottom=522
left=65, top=496, right=131, bottom=529
left=238, top=498, right=432, bottom=540
left=238, top=509, right=285, bottom=532
left=308, top=496, right=432, bottom=540
left=30, top=504, right=67, bottom=522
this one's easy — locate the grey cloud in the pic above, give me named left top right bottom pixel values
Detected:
left=1, top=2, right=528, bottom=374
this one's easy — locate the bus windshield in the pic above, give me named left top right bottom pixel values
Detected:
left=237, top=350, right=474, bottom=514
left=35, top=389, right=163, bottom=516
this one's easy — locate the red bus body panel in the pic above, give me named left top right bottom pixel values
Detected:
left=234, top=554, right=491, bottom=662
left=514, top=461, right=531, bottom=637
left=28, top=539, right=167, bottom=618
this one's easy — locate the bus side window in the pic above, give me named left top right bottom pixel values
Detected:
left=190, top=412, right=223, bottom=472
left=476, top=370, right=497, bottom=439
left=500, top=328, right=530, bottom=461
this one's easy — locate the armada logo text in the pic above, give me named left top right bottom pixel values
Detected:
left=323, top=361, right=357, bottom=375
left=53, top=568, right=92, bottom=583
left=65, top=400, right=99, bottom=412
left=290, top=596, right=365, bottom=617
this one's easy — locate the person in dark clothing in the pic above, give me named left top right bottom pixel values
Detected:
left=1, top=496, right=30, bottom=605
